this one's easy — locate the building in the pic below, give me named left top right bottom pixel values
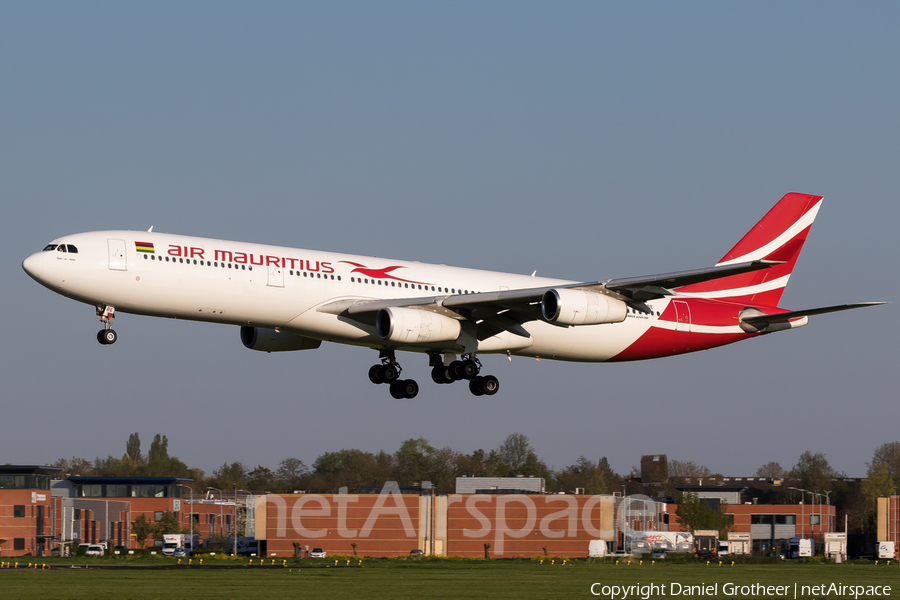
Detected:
left=0, top=465, right=59, bottom=556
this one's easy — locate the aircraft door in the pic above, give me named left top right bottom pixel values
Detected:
left=108, top=239, right=127, bottom=271
left=673, top=301, right=691, bottom=332
left=267, top=264, right=284, bottom=287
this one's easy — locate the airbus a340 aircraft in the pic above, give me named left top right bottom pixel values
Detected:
left=23, top=193, right=883, bottom=399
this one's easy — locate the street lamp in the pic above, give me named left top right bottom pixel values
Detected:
left=207, top=487, right=224, bottom=544
left=234, top=488, right=253, bottom=557
left=816, top=492, right=831, bottom=534
left=175, top=484, right=194, bottom=551
left=788, top=487, right=810, bottom=538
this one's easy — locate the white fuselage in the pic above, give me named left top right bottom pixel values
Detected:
left=24, top=230, right=665, bottom=361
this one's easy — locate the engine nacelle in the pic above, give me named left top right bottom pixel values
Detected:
left=541, top=288, right=627, bottom=326
left=240, top=327, right=322, bottom=352
left=376, top=307, right=462, bottom=344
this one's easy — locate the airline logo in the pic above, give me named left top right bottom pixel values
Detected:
left=135, top=241, right=155, bottom=253
left=339, top=261, right=431, bottom=285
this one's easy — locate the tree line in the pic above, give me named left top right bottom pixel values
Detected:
left=51, top=434, right=899, bottom=535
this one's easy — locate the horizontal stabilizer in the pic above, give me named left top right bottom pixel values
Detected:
left=742, top=302, right=887, bottom=325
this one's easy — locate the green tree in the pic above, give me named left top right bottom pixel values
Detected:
left=153, top=510, right=182, bottom=540
left=394, top=437, right=436, bottom=484
left=871, top=442, right=900, bottom=481
left=675, top=492, right=732, bottom=535
left=793, top=450, right=836, bottom=493
left=246, top=466, right=275, bottom=493
left=126, top=432, right=143, bottom=464
left=755, top=462, right=787, bottom=478
left=275, top=457, right=309, bottom=493
left=132, top=514, right=155, bottom=547
left=861, top=462, right=895, bottom=533
left=498, top=433, right=532, bottom=472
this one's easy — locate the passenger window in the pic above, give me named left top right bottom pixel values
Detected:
left=165, top=256, right=170, bottom=262
left=67, top=245, right=78, bottom=253
left=337, top=276, right=341, bottom=281
left=143, top=254, right=148, bottom=259
left=391, top=281, right=395, bottom=287
left=179, top=258, right=184, bottom=263
left=304, top=272, right=308, bottom=277
left=242, top=265, right=246, bottom=270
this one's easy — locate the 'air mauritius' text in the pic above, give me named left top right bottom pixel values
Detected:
left=167, top=245, right=334, bottom=273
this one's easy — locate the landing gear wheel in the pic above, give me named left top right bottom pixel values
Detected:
left=381, top=365, right=399, bottom=383
left=97, top=330, right=108, bottom=345
left=99, top=329, right=117, bottom=345
left=401, top=379, right=419, bottom=399
left=369, top=365, right=384, bottom=384
left=431, top=365, right=452, bottom=384
left=480, top=375, right=500, bottom=396
left=469, top=378, right=485, bottom=396
left=449, top=360, right=464, bottom=381
left=460, top=359, right=479, bottom=380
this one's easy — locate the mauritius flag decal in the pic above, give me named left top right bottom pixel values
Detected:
left=135, top=241, right=155, bottom=253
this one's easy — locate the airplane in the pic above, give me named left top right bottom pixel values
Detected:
left=22, top=192, right=884, bottom=399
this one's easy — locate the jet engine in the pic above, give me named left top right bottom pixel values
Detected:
left=541, top=288, right=628, bottom=326
left=240, top=326, right=322, bottom=352
left=376, top=307, right=462, bottom=344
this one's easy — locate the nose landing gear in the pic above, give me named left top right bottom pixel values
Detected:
left=96, top=306, right=117, bottom=345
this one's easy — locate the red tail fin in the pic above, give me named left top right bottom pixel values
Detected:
left=675, top=193, right=823, bottom=306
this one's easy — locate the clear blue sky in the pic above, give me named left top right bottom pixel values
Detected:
left=2, top=2, right=896, bottom=479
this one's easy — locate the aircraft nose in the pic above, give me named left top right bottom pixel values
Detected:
left=22, top=252, right=44, bottom=280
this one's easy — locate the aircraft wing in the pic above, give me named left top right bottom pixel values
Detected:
left=317, top=260, right=782, bottom=335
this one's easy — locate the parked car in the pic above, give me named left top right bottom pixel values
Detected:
left=86, top=544, right=105, bottom=557
left=409, top=549, right=424, bottom=556
left=173, top=547, right=187, bottom=557
left=651, top=548, right=667, bottom=559
left=310, top=548, right=327, bottom=558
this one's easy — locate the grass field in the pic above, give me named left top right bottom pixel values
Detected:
left=2, top=558, right=899, bottom=599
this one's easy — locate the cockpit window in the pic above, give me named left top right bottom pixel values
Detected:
left=66, top=245, right=78, bottom=253
left=42, top=244, right=57, bottom=251
left=57, top=245, right=67, bottom=253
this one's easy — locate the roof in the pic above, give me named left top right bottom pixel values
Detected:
left=66, top=476, right=192, bottom=484
left=0, top=465, right=62, bottom=476
left=676, top=485, right=747, bottom=493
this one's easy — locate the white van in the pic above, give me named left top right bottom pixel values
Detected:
left=588, top=540, right=608, bottom=557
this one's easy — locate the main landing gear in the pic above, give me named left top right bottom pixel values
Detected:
left=430, top=354, right=500, bottom=396
left=368, top=351, right=500, bottom=399
left=96, top=306, right=118, bottom=345
left=368, top=350, right=419, bottom=399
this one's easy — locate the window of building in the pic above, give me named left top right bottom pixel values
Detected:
left=810, top=514, right=820, bottom=525
left=775, top=515, right=796, bottom=525
left=74, top=509, right=81, bottom=520
left=14, top=505, right=25, bottom=517
left=154, top=511, right=164, bottom=522
left=13, top=539, right=25, bottom=551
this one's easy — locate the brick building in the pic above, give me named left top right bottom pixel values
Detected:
left=0, top=465, right=59, bottom=556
